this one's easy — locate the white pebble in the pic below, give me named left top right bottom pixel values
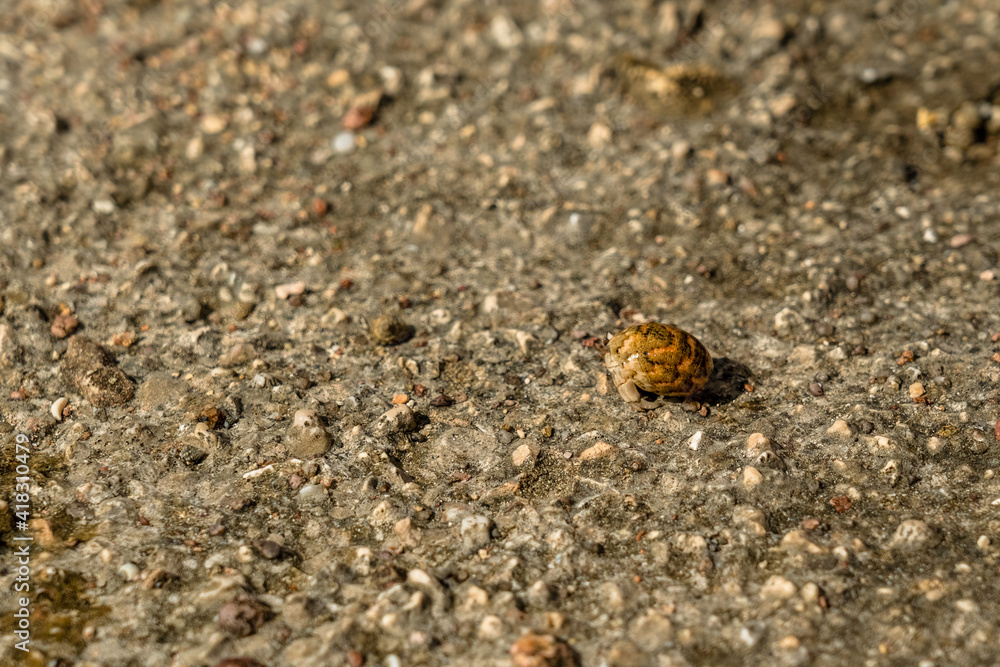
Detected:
left=92, top=199, right=116, bottom=214
left=297, top=484, right=327, bottom=503
left=246, top=37, right=268, bottom=55
left=242, top=464, right=275, bottom=479
left=688, top=431, right=704, bottom=451
left=333, top=131, right=356, bottom=153
left=274, top=281, right=306, bottom=299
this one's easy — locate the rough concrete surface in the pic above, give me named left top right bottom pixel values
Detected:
left=2, top=0, right=1000, bottom=666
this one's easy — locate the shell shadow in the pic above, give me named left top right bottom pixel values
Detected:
left=696, top=357, right=753, bottom=406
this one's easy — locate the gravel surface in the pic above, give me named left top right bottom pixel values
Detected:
left=2, top=1, right=1000, bottom=666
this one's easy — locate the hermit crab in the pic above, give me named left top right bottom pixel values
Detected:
left=604, top=322, right=713, bottom=411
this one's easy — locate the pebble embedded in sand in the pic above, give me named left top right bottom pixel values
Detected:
left=286, top=409, right=332, bottom=458
left=61, top=336, right=134, bottom=407
left=275, top=281, right=306, bottom=300
left=374, top=404, right=417, bottom=436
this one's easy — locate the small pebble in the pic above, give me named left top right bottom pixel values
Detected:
left=742, top=466, right=763, bottom=488
left=274, top=281, right=306, bottom=300
left=297, top=484, right=327, bottom=503
left=890, top=519, right=941, bottom=550
left=460, top=515, right=493, bottom=551
left=809, top=383, right=824, bottom=396
left=511, top=444, right=533, bottom=466
left=374, top=404, right=417, bottom=436
left=62, top=336, right=135, bottom=407
left=51, top=313, right=79, bottom=338
left=688, top=431, right=704, bottom=450
left=201, top=114, right=227, bottom=134
left=217, top=595, right=271, bottom=637
left=578, top=441, right=617, bottom=461
left=827, top=419, right=853, bottom=438
left=253, top=539, right=283, bottom=560
left=286, top=409, right=332, bottom=458
left=333, top=131, right=356, bottom=153
left=761, top=575, right=797, bottom=600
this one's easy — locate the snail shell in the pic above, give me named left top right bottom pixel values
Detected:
left=604, top=322, right=713, bottom=410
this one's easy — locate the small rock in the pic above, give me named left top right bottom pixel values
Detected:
left=578, top=441, right=617, bottom=461
left=742, top=466, right=763, bottom=488
left=511, top=444, right=533, bottom=466
left=688, top=431, right=704, bottom=450
left=889, top=519, right=941, bottom=550
left=950, top=234, right=975, bottom=248
left=253, top=539, right=284, bottom=560
left=510, top=633, right=578, bottom=667
left=201, top=114, right=228, bottom=134
left=826, top=419, right=853, bottom=438
left=62, top=336, right=134, bottom=407
left=219, top=343, right=257, bottom=367
left=829, top=496, right=852, bottom=513
left=286, top=409, right=332, bottom=458
left=297, top=484, right=327, bottom=503
left=746, top=433, right=771, bottom=452
left=217, top=594, right=272, bottom=637
left=374, top=404, right=417, bottom=436
left=92, top=199, right=116, bottom=214
left=909, top=382, right=925, bottom=401
left=966, top=428, right=989, bottom=455
left=332, top=131, right=356, bottom=154
left=393, top=517, right=421, bottom=547
left=274, top=281, right=306, bottom=300
left=461, top=515, right=493, bottom=551
left=51, top=313, right=79, bottom=338
left=761, top=575, right=797, bottom=600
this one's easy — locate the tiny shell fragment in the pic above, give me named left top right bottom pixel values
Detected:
left=51, top=397, right=68, bottom=421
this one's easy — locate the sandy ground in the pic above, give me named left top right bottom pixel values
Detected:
left=3, top=0, right=1000, bottom=665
